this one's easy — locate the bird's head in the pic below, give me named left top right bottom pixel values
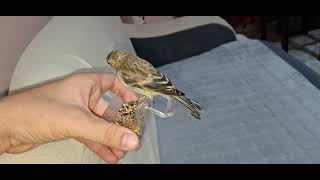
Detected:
left=106, top=50, right=128, bottom=70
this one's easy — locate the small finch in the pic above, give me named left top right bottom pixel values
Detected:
left=106, top=50, right=202, bottom=120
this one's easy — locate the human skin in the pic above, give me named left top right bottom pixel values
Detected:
left=0, top=72, right=141, bottom=164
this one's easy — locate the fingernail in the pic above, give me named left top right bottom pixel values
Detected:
left=122, top=133, right=138, bottom=150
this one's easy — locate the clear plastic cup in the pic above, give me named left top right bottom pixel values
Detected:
left=102, top=94, right=152, bottom=139
left=102, top=92, right=176, bottom=140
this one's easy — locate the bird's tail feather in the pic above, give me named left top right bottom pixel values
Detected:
left=173, top=95, right=202, bottom=120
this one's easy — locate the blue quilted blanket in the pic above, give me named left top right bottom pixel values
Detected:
left=156, top=39, right=320, bottom=163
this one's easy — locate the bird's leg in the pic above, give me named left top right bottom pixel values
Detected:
left=137, top=94, right=153, bottom=103
left=165, top=96, right=176, bottom=117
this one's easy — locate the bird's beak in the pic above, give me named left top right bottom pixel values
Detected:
left=106, top=52, right=112, bottom=63
left=106, top=58, right=112, bottom=66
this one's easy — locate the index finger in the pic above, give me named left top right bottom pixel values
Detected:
left=96, top=72, right=138, bottom=102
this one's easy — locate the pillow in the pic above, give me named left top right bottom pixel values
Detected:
left=0, top=16, right=52, bottom=97
left=9, top=16, right=135, bottom=91
left=125, top=16, right=236, bottom=67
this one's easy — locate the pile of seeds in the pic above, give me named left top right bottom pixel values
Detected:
left=115, top=100, right=143, bottom=138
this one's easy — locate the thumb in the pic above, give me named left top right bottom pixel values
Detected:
left=71, top=111, right=140, bottom=151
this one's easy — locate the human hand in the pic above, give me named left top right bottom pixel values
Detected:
left=0, top=72, right=140, bottom=163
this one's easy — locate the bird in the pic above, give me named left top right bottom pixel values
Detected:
left=106, top=50, right=202, bottom=120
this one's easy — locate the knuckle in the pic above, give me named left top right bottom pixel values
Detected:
left=102, top=124, right=119, bottom=146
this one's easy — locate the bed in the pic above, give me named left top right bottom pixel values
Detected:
left=155, top=39, right=320, bottom=163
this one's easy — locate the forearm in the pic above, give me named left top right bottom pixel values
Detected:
left=0, top=96, right=13, bottom=155
left=0, top=73, right=140, bottom=162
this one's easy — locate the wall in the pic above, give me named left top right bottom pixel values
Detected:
left=144, top=16, right=176, bottom=23
left=0, top=16, right=52, bottom=97
left=121, top=16, right=177, bottom=24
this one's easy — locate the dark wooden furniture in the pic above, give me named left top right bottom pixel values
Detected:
left=260, top=16, right=289, bottom=51
left=260, top=16, right=320, bottom=54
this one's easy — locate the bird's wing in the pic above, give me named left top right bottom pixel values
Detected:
left=142, top=71, right=185, bottom=96
left=120, top=56, right=185, bottom=96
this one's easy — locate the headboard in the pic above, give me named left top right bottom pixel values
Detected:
left=0, top=16, right=52, bottom=97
